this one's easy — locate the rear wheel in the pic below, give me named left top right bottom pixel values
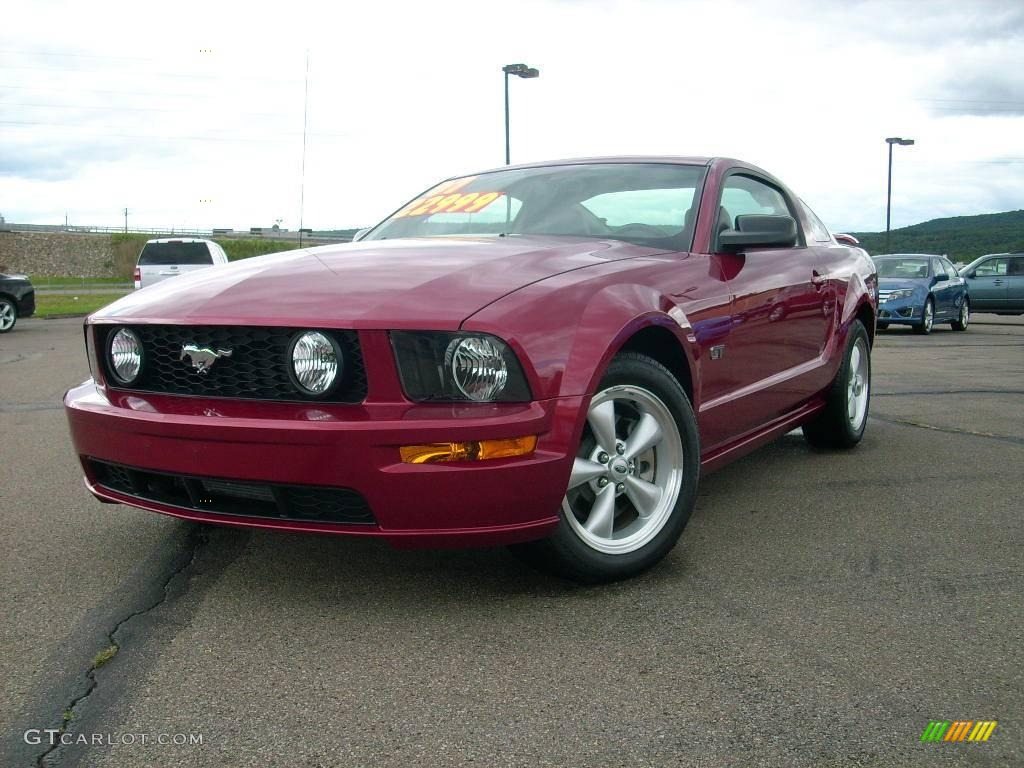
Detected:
left=913, top=298, right=934, bottom=335
left=802, top=320, right=871, bottom=449
left=514, top=353, right=699, bottom=583
left=951, top=298, right=970, bottom=331
left=0, top=298, right=17, bottom=333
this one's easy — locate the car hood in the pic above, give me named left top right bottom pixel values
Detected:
left=879, top=277, right=928, bottom=290
left=90, top=235, right=663, bottom=328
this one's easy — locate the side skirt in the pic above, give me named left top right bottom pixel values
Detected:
left=699, top=399, right=826, bottom=476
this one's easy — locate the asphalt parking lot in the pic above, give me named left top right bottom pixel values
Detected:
left=2, top=316, right=1021, bottom=768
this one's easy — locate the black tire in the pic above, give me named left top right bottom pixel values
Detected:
left=951, top=298, right=970, bottom=331
left=512, top=353, right=700, bottom=584
left=913, top=297, right=934, bottom=335
left=0, top=296, right=18, bottom=334
left=876, top=322, right=889, bottom=330
left=802, top=320, right=871, bottom=450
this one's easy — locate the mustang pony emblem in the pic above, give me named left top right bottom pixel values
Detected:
left=180, top=344, right=233, bottom=374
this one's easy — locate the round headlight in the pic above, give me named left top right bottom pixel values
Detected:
left=445, top=336, right=509, bottom=401
left=290, top=331, right=341, bottom=395
left=108, top=328, right=143, bottom=385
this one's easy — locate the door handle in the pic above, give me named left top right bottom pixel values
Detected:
left=811, top=270, right=827, bottom=290
left=992, top=279, right=1004, bottom=285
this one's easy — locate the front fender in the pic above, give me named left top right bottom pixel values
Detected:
left=462, top=264, right=700, bottom=403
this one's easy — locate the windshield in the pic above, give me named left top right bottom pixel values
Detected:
left=876, top=257, right=930, bottom=279
left=364, top=163, right=707, bottom=250
left=138, top=242, right=213, bottom=266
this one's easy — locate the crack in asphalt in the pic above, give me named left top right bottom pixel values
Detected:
left=0, top=402, right=63, bottom=413
left=873, top=388, right=1024, bottom=397
left=35, top=527, right=207, bottom=768
left=869, top=414, right=1024, bottom=447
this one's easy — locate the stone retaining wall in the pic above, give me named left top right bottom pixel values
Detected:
left=0, top=231, right=119, bottom=277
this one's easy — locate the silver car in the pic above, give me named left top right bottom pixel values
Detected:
left=959, top=253, right=1024, bottom=315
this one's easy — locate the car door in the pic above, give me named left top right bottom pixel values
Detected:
left=1005, top=255, right=1024, bottom=312
left=941, top=257, right=967, bottom=314
left=707, top=172, right=828, bottom=440
left=930, top=257, right=955, bottom=317
left=965, top=256, right=1009, bottom=310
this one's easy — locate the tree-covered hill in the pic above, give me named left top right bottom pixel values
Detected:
left=851, top=210, right=1024, bottom=261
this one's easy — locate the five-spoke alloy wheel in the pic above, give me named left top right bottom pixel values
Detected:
left=0, top=298, right=17, bottom=333
left=802, top=319, right=871, bottom=449
left=514, top=353, right=699, bottom=583
left=951, top=299, right=970, bottom=331
left=914, top=297, right=934, bottom=335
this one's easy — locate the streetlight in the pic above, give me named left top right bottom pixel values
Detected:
left=503, top=63, right=539, bottom=165
left=885, top=137, right=914, bottom=252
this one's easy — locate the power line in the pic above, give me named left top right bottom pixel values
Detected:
left=0, top=83, right=289, bottom=100
left=0, top=119, right=351, bottom=140
left=0, top=63, right=303, bottom=86
left=0, top=100, right=291, bottom=119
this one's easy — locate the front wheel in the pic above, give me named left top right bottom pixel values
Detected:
left=913, top=297, right=934, bottom=335
left=951, top=298, right=970, bottom=331
left=802, top=320, right=871, bottom=449
left=513, top=353, right=700, bottom=583
left=0, top=298, right=17, bottom=333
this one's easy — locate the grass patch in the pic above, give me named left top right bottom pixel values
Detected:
left=34, top=292, right=130, bottom=318
left=215, top=237, right=299, bottom=261
left=32, top=276, right=131, bottom=288
left=92, top=645, right=118, bottom=669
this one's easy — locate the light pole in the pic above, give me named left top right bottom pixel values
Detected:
left=503, top=63, right=539, bottom=165
left=885, top=137, right=914, bottom=252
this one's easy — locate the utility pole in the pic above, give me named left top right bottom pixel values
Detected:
left=123, top=207, right=128, bottom=233
left=298, top=50, right=310, bottom=249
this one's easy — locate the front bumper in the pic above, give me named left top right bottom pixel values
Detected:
left=18, top=289, right=35, bottom=318
left=65, top=380, right=581, bottom=547
left=877, top=297, right=922, bottom=325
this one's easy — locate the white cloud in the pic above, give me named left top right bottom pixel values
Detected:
left=1, top=0, right=1021, bottom=233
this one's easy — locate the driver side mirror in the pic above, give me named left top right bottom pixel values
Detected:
left=719, top=214, right=798, bottom=251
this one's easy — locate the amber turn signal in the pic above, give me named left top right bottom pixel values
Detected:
left=400, top=435, right=538, bottom=464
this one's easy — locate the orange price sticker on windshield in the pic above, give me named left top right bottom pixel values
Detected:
left=393, top=191, right=504, bottom=218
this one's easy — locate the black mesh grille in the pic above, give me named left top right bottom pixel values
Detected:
left=97, top=325, right=366, bottom=403
left=90, top=460, right=375, bottom=525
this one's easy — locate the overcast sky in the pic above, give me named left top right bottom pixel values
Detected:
left=1, top=0, right=1022, bottom=234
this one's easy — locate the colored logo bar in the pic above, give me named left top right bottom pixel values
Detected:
left=921, top=721, right=997, bottom=742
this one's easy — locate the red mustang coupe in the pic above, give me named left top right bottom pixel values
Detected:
left=65, top=158, right=877, bottom=582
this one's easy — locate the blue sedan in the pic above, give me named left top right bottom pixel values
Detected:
left=874, top=254, right=970, bottom=334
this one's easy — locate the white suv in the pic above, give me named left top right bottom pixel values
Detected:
left=134, top=238, right=229, bottom=289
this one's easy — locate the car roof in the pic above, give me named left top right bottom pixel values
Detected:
left=145, top=238, right=214, bottom=244
left=872, top=257, right=942, bottom=264
left=466, top=155, right=721, bottom=177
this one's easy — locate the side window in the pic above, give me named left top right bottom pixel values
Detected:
left=720, top=175, right=791, bottom=221
left=800, top=200, right=832, bottom=243
left=718, top=174, right=798, bottom=246
left=1008, top=256, right=1024, bottom=276
left=941, top=258, right=957, bottom=277
left=932, top=258, right=947, bottom=280
left=975, top=258, right=1009, bottom=277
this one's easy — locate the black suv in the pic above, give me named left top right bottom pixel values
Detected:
left=0, top=273, right=35, bottom=333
